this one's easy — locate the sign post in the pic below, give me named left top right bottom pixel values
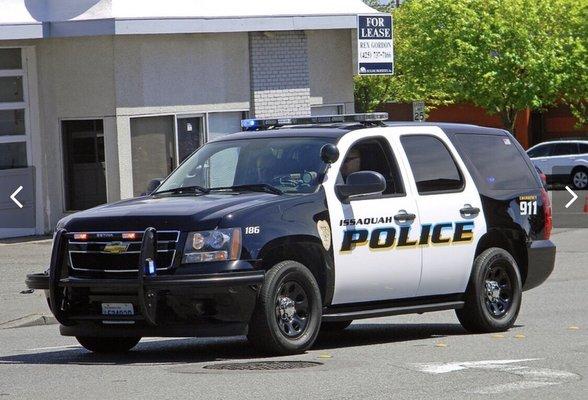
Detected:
left=357, top=14, right=394, bottom=75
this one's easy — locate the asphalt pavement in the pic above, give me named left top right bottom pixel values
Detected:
left=0, top=228, right=586, bottom=399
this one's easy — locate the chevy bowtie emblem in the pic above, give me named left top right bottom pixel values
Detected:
left=103, top=241, right=129, bottom=254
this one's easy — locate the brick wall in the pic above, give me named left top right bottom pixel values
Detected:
left=249, top=31, right=311, bottom=118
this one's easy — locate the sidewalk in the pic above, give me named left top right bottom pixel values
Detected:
left=0, top=237, right=53, bottom=327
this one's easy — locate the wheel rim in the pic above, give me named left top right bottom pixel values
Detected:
left=573, top=171, right=588, bottom=189
left=275, top=281, right=310, bottom=338
left=483, top=265, right=513, bottom=318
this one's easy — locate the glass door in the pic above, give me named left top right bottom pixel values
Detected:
left=176, top=116, right=204, bottom=163
left=62, top=120, right=106, bottom=210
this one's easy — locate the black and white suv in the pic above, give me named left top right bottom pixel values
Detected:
left=527, top=140, right=588, bottom=189
left=26, top=114, right=555, bottom=355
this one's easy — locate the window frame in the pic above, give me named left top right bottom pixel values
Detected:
left=0, top=47, right=31, bottom=170
left=400, top=134, right=466, bottom=196
left=528, top=143, right=553, bottom=158
left=338, top=136, right=407, bottom=202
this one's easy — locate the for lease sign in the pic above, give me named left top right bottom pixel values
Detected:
left=357, top=14, right=394, bottom=75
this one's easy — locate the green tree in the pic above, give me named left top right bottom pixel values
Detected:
left=392, top=0, right=588, bottom=132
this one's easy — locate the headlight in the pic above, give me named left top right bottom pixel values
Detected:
left=182, top=228, right=241, bottom=264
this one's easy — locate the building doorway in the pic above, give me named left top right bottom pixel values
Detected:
left=62, top=120, right=106, bottom=210
left=176, top=116, right=204, bottom=163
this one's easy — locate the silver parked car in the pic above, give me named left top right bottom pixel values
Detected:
left=527, top=140, right=588, bottom=190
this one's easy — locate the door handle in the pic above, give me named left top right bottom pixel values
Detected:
left=394, top=210, right=416, bottom=224
left=460, top=204, right=480, bottom=218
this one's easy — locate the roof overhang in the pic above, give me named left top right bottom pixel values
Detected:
left=1, top=0, right=381, bottom=40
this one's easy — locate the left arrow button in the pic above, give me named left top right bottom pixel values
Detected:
left=10, top=186, right=23, bottom=208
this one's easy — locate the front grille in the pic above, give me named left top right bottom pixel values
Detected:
left=67, top=231, right=180, bottom=272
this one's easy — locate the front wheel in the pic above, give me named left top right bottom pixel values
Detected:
left=76, top=336, right=141, bottom=353
left=456, top=247, right=522, bottom=333
left=247, top=260, right=322, bottom=355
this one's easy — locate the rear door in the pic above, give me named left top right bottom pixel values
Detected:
left=325, top=130, right=422, bottom=304
left=397, top=129, right=486, bottom=296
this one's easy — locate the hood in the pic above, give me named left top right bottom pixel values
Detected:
left=59, top=192, right=282, bottom=232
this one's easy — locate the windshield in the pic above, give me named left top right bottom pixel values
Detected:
left=155, top=137, right=335, bottom=194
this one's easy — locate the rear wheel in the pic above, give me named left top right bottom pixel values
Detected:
left=320, top=320, right=353, bottom=332
left=571, top=168, right=588, bottom=190
left=247, top=260, right=322, bottom=355
left=76, top=336, right=141, bottom=353
left=456, top=247, right=522, bottom=333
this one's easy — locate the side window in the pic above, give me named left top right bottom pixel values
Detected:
left=552, top=142, right=578, bottom=156
left=401, top=135, right=464, bottom=194
left=528, top=144, right=552, bottom=158
left=579, top=143, right=588, bottom=154
left=340, top=138, right=404, bottom=196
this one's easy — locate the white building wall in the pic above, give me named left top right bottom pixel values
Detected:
left=1, top=29, right=356, bottom=235
left=307, top=29, right=355, bottom=113
left=35, top=36, right=117, bottom=229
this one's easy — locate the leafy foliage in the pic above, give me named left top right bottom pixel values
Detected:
left=356, top=0, right=588, bottom=131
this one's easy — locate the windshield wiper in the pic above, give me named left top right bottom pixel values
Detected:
left=209, top=184, right=283, bottom=195
left=154, top=185, right=210, bottom=195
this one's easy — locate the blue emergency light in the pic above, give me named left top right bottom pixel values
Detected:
left=240, top=113, right=388, bottom=131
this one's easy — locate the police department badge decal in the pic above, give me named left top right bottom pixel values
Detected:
left=317, top=220, right=331, bottom=251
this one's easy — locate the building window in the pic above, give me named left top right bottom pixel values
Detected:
left=208, top=111, right=248, bottom=141
left=0, top=48, right=29, bottom=171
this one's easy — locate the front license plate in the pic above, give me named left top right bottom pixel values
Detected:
left=101, top=303, right=134, bottom=316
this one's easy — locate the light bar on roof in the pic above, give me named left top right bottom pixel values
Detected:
left=240, top=113, right=388, bottom=131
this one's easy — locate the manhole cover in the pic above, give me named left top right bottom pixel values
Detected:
left=203, top=361, right=322, bottom=371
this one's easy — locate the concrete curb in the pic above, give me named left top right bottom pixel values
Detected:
left=0, top=314, right=57, bottom=329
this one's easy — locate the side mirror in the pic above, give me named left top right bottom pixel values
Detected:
left=336, top=171, right=386, bottom=200
left=320, top=144, right=339, bottom=164
left=145, top=178, right=163, bottom=195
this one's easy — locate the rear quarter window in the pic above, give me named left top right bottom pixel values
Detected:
left=455, top=134, right=538, bottom=190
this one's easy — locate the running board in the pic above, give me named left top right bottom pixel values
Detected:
left=322, top=300, right=464, bottom=322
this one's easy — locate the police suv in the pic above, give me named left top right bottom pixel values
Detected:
left=26, top=113, right=555, bottom=355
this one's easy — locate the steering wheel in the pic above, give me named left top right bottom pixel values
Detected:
left=271, top=175, right=298, bottom=188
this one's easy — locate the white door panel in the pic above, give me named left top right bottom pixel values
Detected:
left=324, top=130, right=422, bottom=305
left=394, top=129, right=487, bottom=296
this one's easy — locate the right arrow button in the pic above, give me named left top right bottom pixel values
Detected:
left=565, top=186, right=578, bottom=209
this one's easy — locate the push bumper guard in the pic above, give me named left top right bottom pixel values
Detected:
left=25, top=228, right=264, bottom=337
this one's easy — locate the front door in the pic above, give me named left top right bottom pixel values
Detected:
left=325, top=132, right=422, bottom=305
left=62, top=120, right=106, bottom=210
left=177, top=116, right=204, bottom=163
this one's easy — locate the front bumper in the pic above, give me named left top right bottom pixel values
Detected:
left=26, top=270, right=264, bottom=338
left=25, top=228, right=265, bottom=338
left=523, top=240, right=556, bottom=291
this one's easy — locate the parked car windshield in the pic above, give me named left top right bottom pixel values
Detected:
left=156, top=137, right=335, bottom=194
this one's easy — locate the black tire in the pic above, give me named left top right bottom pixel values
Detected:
left=76, top=336, right=141, bottom=353
left=571, top=167, right=588, bottom=190
left=247, top=260, right=322, bottom=355
left=456, top=247, right=522, bottom=333
left=320, top=320, right=353, bottom=332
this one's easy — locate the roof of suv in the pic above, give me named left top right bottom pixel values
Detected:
left=212, top=122, right=508, bottom=142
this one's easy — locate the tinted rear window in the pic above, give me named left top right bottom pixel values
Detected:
left=579, top=143, right=588, bottom=154
left=456, top=134, right=538, bottom=190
